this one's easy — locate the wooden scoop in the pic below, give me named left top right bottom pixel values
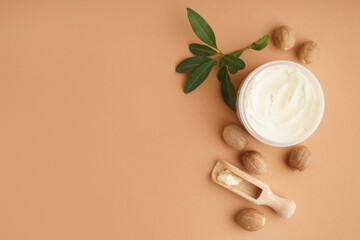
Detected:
left=211, top=160, right=296, bottom=218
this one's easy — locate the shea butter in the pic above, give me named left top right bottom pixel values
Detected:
left=217, top=170, right=242, bottom=186
left=238, top=61, right=324, bottom=146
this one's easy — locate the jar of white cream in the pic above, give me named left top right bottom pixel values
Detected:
left=237, top=61, right=325, bottom=147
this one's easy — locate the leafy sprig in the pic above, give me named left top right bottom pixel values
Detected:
left=176, top=8, right=269, bottom=111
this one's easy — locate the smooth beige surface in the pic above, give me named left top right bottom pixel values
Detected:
left=0, top=0, right=360, bottom=239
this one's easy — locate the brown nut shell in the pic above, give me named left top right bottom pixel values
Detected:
left=298, top=41, right=319, bottom=64
left=273, top=25, right=296, bottom=50
left=288, top=146, right=311, bottom=171
left=223, top=124, right=249, bottom=150
left=236, top=208, right=265, bottom=231
left=242, top=151, right=267, bottom=175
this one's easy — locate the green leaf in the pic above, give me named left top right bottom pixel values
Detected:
left=218, top=68, right=236, bottom=111
left=187, top=8, right=217, bottom=48
left=217, top=66, right=227, bottom=82
left=176, top=56, right=211, bottom=73
left=228, top=68, right=238, bottom=74
left=189, top=43, right=218, bottom=56
left=184, top=59, right=217, bottom=93
left=220, top=54, right=245, bottom=70
left=250, top=34, right=269, bottom=51
left=221, top=75, right=236, bottom=111
left=230, top=49, right=246, bottom=57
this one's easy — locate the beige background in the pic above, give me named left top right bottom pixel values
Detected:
left=1, top=0, right=360, bottom=239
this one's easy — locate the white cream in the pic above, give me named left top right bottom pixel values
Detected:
left=244, top=65, right=321, bottom=143
left=217, top=170, right=242, bottom=186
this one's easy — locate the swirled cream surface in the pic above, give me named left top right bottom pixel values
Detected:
left=244, top=65, right=321, bottom=142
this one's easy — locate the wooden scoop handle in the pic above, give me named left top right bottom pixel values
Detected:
left=264, top=190, right=296, bottom=219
